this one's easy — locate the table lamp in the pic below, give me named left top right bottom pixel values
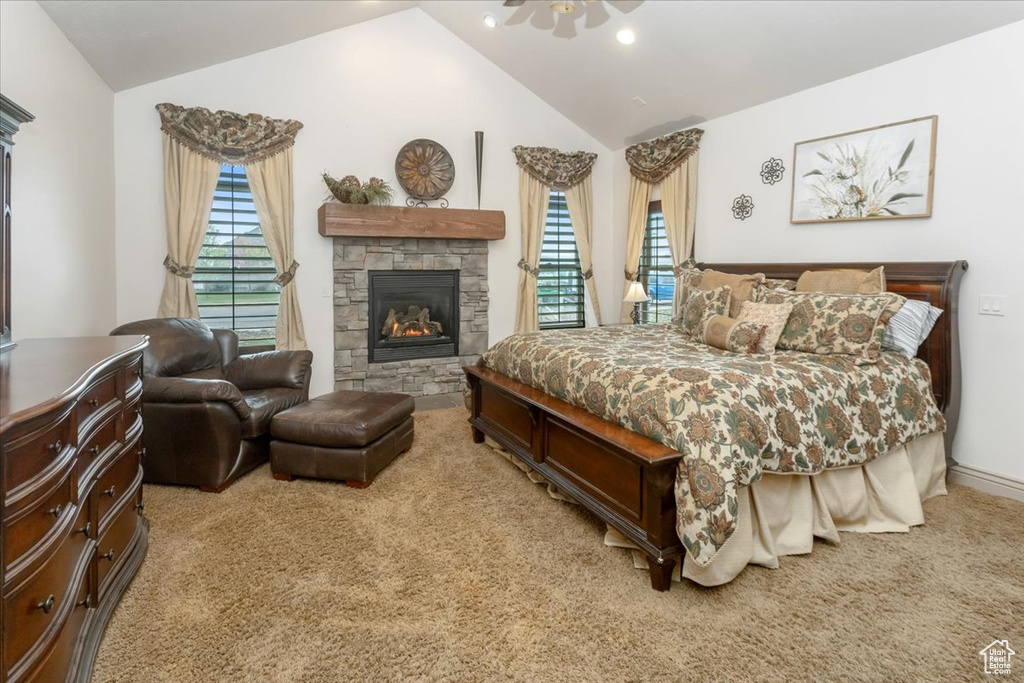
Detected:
left=623, top=281, right=649, bottom=325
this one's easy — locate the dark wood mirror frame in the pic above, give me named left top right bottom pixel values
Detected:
left=0, top=94, right=35, bottom=352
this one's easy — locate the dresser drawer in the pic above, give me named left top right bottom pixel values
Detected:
left=2, top=512, right=91, bottom=673
left=123, top=356, right=143, bottom=394
left=3, top=414, right=74, bottom=503
left=76, top=370, right=119, bottom=427
left=23, top=569, right=91, bottom=683
left=95, top=445, right=142, bottom=526
left=78, top=414, right=119, bottom=485
left=4, top=470, right=76, bottom=573
left=96, top=494, right=142, bottom=596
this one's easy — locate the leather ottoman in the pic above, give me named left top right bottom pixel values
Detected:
left=270, top=391, right=414, bottom=488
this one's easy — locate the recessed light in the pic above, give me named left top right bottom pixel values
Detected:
left=616, top=29, right=636, bottom=45
left=483, top=13, right=499, bottom=29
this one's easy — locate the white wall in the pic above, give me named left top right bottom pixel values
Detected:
left=0, top=0, right=116, bottom=338
left=113, top=8, right=618, bottom=399
left=613, top=22, right=1024, bottom=480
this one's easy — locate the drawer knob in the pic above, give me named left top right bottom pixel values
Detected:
left=104, top=485, right=116, bottom=497
left=76, top=521, right=92, bottom=536
left=89, top=445, right=100, bottom=455
left=48, top=440, right=63, bottom=453
left=100, top=549, right=116, bottom=561
left=77, top=595, right=93, bottom=609
left=134, top=408, right=142, bottom=417
left=135, top=500, right=146, bottom=513
left=87, top=398, right=99, bottom=407
left=46, top=504, right=63, bottom=518
left=36, top=595, right=56, bottom=614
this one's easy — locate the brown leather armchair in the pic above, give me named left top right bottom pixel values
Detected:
left=110, top=318, right=313, bottom=492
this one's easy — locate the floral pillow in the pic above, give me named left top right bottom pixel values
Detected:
left=759, top=290, right=905, bottom=363
left=700, top=314, right=766, bottom=354
left=679, top=286, right=732, bottom=339
left=675, top=266, right=704, bottom=313
left=737, top=300, right=794, bottom=354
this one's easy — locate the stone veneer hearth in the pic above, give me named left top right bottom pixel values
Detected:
left=333, top=238, right=489, bottom=396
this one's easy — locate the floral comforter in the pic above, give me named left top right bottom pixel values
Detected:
left=481, top=324, right=945, bottom=567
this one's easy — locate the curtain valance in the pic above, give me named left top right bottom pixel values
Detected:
left=513, top=145, right=597, bottom=191
left=625, top=128, right=704, bottom=184
left=156, top=103, right=303, bottom=165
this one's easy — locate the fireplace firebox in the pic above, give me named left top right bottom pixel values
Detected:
left=368, top=270, right=459, bottom=363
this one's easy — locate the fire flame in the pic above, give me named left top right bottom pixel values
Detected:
left=391, top=322, right=433, bottom=338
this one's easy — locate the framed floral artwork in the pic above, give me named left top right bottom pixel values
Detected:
left=790, top=115, right=937, bottom=223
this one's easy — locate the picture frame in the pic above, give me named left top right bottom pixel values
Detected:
left=790, top=115, right=937, bottom=224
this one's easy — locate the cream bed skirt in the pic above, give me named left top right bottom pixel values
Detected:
left=489, top=432, right=947, bottom=587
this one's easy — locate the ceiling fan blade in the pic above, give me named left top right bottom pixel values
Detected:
left=502, top=0, right=526, bottom=6
left=530, top=5, right=556, bottom=30
left=584, top=0, right=610, bottom=29
left=608, top=0, right=644, bottom=14
left=504, top=4, right=533, bottom=26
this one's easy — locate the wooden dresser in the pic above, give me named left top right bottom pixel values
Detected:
left=0, top=336, right=149, bottom=682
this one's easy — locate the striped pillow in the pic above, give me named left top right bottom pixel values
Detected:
left=882, top=299, right=943, bottom=358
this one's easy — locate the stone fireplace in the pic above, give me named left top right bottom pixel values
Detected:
left=333, top=238, right=489, bottom=396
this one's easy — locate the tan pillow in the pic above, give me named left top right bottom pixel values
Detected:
left=679, top=286, right=732, bottom=339
left=701, top=315, right=766, bottom=354
left=737, top=301, right=795, bottom=354
left=699, top=270, right=766, bottom=317
left=795, top=266, right=886, bottom=294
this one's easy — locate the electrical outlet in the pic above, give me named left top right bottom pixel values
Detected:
left=322, top=284, right=331, bottom=298
left=979, top=295, right=1005, bottom=316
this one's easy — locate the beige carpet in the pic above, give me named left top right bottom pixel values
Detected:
left=93, top=407, right=1024, bottom=682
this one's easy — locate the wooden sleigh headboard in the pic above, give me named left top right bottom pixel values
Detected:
left=698, top=261, right=969, bottom=465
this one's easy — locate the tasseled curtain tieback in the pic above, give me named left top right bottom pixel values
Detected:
left=582, top=267, right=593, bottom=280
left=163, top=255, right=194, bottom=279
left=517, top=258, right=537, bottom=276
left=274, top=261, right=300, bottom=286
left=623, top=268, right=637, bottom=282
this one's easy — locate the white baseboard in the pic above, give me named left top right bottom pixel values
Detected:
left=949, top=464, right=1024, bottom=502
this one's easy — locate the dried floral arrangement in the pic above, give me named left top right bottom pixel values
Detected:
left=322, top=173, right=395, bottom=205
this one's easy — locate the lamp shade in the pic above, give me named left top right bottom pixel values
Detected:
left=623, top=281, right=649, bottom=303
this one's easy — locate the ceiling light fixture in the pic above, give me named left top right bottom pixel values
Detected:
left=616, top=28, right=636, bottom=45
left=550, top=1, right=577, bottom=14
left=482, top=12, right=499, bottom=28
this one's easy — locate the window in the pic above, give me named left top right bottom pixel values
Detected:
left=638, top=200, right=675, bottom=323
left=537, top=190, right=585, bottom=330
left=194, top=164, right=280, bottom=349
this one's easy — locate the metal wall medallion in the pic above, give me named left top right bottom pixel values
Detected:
left=760, top=157, right=785, bottom=185
left=732, top=194, right=754, bottom=220
left=395, top=139, right=455, bottom=208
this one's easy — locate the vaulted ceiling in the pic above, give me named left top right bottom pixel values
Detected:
left=39, top=0, right=1024, bottom=149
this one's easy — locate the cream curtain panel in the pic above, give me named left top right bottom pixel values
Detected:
left=155, top=103, right=306, bottom=348
left=659, top=160, right=699, bottom=316
left=156, top=136, right=222, bottom=318
left=245, top=150, right=306, bottom=350
left=563, top=176, right=601, bottom=326
left=514, top=168, right=550, bottom=334
left=619, top=176, right=652, bottom=323
left=512, top=146, right=599, bottom=332
left=620, top=128, right=704, bottom=323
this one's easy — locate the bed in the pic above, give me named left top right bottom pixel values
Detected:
left=464, top=261, right=967, bottom=589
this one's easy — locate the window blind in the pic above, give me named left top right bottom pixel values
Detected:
left=537, top=190, right=585, bottom=330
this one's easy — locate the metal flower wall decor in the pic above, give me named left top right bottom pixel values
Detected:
left=760, top=157, right=785, bottom=185
left=732, top=194, right=754, bottom=221
left=395, top=138, right=455, bottom=207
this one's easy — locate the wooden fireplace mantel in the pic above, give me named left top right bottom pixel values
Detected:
left=318, top=203, right=506, bottom=241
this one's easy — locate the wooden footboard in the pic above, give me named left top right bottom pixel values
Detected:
left=464, top=365, right=684, bottom=591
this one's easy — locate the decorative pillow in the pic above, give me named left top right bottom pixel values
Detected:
left=760, top=290, right=904, bottom=363
left=698, top=269, right=766, bottom=318
left=674, top=266, right=704, bottom=315
left=737, top=300, right=795, bottom=354
left=763, top=277, right=797, bottom=292
left=679, top=286, right=732, bottom=339
left=701, top=315, right=766, bottom=354
left=795, top=266, right=886, bottom=294
left=882, top=299, right=943, bottom=358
